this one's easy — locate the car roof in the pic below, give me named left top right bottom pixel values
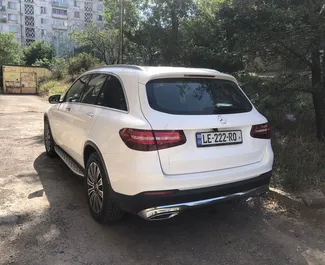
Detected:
left=86, top=65, right=238, bottom=84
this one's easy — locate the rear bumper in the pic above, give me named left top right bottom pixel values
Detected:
left=111, top=171, right=272, bottom=220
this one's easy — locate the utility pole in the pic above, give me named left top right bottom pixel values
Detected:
left=119, top=0, right=124, bottom=64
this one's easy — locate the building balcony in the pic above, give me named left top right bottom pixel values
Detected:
left=52, top=24, right=68, bottom=30
left=52, top=1, right=68, bottom=8
left=52, top=13, right=68, bottom=19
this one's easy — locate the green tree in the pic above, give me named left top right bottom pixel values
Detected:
left=181, top=0, right=244, bottom=72
left=125, top=0, right=197, bottom=65
left=50, top=57, right=67, bottom=80
left=70, top=23, right=120, bottom=64
left=67, top=53, right=100, bottom=78
left=0, top=33, right=22, bottom=65
left=218, top=0, right=325, bottom=139
left=23, top=40, right=53, bottom=66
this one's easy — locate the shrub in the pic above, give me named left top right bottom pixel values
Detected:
left=67, top=53, right=100, bottom=78
left=33, top=58, right=51, bottom=68
left=50, top=57, right=67, bottom=80
left=39, top=80, right=71, bottom=96
left=23, top=40, right=53, bottom=66
left=236, top=73, right=325, bottom=192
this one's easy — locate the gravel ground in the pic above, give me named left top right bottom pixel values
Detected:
left=1, top=95, right=325, bottom=265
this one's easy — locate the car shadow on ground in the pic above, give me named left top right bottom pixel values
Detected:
left=5, top=152, right=318, bottom=265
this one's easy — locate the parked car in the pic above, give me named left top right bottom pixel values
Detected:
left=44, top=65, right=273, bottom=223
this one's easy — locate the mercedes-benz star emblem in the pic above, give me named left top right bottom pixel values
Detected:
left=218, top=115, right=227, bottom=124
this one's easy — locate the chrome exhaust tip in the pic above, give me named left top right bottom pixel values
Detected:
left=138, top=207, right=181, bottom=221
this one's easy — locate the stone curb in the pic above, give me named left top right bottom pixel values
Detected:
left=267, top=188, right=306, bottom=209
left=267, top=188, right=325, bottom=210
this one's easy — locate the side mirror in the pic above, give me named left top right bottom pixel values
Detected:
left=48, top=94, right=61, bottom=104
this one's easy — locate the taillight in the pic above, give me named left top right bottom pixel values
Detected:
left=250, top=123, right=271, bottom=139
left=119, top=128, right=186, bottom=151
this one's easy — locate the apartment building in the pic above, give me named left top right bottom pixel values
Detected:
left=0, top=0, right=104, bottom=48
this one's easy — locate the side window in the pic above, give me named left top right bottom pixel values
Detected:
left=81, top=74, right=107, bottom=105
left=97, top=75, right=127, bottom=111
left=64, top=75, right=91, bottom=102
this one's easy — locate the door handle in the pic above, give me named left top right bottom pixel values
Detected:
left=86, top=112, right=94, bottom=118
left=66, top=107, right=71, bottom=111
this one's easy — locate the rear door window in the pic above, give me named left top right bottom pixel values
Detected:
left=81, top=74, right=107, bottom=105
left=97, top=75, right=127, bottom=111
left=146, top=78, right=252, bottom=115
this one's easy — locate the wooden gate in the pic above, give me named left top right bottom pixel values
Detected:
left=5, top=72, right=21, bottom=94
left=21, top=72, right=37, bottom=94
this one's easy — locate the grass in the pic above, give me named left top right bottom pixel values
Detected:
left=38, top=79, right=71, bottom=97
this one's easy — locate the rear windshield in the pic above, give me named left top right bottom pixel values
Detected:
left=146, top=78, right=252, bottom=115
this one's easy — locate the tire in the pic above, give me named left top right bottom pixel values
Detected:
left=85, top=152, right=124, bottom=223
left=44, top=118, right=57, bottom=157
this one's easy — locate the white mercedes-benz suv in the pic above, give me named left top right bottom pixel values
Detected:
left=44, top=65, right=273, bottom=223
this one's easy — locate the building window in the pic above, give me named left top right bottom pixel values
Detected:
left=74, top=11, right=80, bottom=18
left=8, top=25, right=18, bottom=32
left=74, top=0, right=79, bottom=7
left=97, top=3, right=103, bottom=11
left=8, top=2, right=17, bottom=9
left=41, top=18, right=49, bottom=24
left=8, top=14, right=18, bottom=21
left=41, top=29, right=47, bottom=37
left=25, top=0, right=34, bottom=3
left=52, top=8, right=67, bottom=15
left=52, top=0, right=68, bottom=7
left=40, top=6, right=46, bottom=14
left=98, top=15, right=102, bottom=21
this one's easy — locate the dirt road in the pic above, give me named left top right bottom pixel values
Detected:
left=1, top=95, right=325, bottom=265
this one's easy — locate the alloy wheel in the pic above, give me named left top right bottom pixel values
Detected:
left=44, top=123, right=51, bottom=151
left=87, top=162, right=104, bottom=213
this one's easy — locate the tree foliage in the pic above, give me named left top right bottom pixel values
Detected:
left=217, top=0, right=325, bottom=138
left=70, top=24, right=120, bottom=64
left=68, top=0, right=325, bottom=138
left=67, top=52, right=100, bottom=78
left=23, top=40, right=53, bottom=66
left=32, top=58, right=51, bottom=68
left=50, top=57, right=67, bottom=80
left=0, top=33, right=22, bottom=65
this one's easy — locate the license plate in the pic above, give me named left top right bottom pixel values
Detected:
left=196, top=130, right=243, bottom=147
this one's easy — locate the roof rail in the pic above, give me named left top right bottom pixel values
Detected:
left=90, top=64, right=144, bottom=71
